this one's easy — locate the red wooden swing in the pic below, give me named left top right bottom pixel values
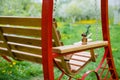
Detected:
left=0, top=0, right=119, bottom=80
left=42, top=0, right=118, bottom=80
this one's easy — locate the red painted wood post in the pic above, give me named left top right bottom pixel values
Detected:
left=42, top=0, right=54, bottom=80
left=101, top=0, right=119, bottom=79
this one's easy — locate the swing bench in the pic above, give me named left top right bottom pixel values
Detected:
left=0, top=16, right=108, bottom=76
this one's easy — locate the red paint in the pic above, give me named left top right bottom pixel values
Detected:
left=41, top=0, right=119, bottom=79
left=42, top=0, right=54, bottom=80
left=95, top=50, right=108, bottom=72
left=2, top=56, right=12, bottom=62
left=82, top=70, right=100, bottom=80
left=100, top=0, right=118, bottom=79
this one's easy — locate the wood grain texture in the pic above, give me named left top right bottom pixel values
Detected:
left=0, top=16, right=41, bottom=27
left=0, top=34, right=55, bottom=47
left=0, top=26, right=41, bottom=37
left=0, top=48, right=42, bottom=63
left=69, top=52, right=91, bottom=71
left=53, top=41, right=108, bottom=53
left=0, top=27, right=15, bottom=58
left=0, top=42, right=42, bottom=55
left=52, top=22, right=63, bottom=46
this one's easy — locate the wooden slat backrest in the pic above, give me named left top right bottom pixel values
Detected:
left=1, top=26, right=41, bottom=37
left=0, top=28, right=15, bottom=58
left=0, top=16, right=41, bottom=27
left=0, top=17, right=62, bottom=61
left=52, top=20, right=63, bottom=46
left=0, top=17, right=108, bottom=74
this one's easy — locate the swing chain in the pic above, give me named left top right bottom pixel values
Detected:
left=53, top=0, right=57, bottom=18
left=94, top=0, right=99, bottom=41
left=94, top=0, right=101, bottom=53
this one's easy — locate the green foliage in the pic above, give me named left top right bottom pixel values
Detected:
left=0, top=0, right=120, bottom=79
left=58, top=22, right=102, bottom=45
left=0, top=0, right=41, bottom=17
left=0, top=59, right=43, bottom=80
left=109, top=24, right=120, bottom=77
left=57, top=0, right=98, bottom=22
left=0, top=23, right=120, bottom=80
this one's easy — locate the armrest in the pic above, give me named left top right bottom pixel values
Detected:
left=53, top=41, right=108, bottom=54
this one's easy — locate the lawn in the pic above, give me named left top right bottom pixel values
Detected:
left=0, top=23, right=120, bottom=80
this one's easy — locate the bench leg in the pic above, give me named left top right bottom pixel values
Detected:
left=1, top=56, right=12, bottom=62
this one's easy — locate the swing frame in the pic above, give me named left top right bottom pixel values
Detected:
left=0, top=0, right=118, bottom=80
left=42, top=0, right=118, bottom=80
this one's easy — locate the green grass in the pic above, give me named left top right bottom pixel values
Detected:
left=110, top=24, right=120, bottom=78
left=0, top=23, right=120, bottom=80
left=0, top=58, right=43, bottom=80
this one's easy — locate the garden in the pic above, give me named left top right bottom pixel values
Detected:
left=0, top=0, right=120, bottom=80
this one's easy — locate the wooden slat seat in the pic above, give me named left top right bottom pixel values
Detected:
left=71, top=54, right=90, bottom=62
left=69, top=52, right=92, bottom=72
left=74, top=52, right=91, bottom=58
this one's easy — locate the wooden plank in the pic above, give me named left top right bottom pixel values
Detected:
left=53, top=41, right=108, bottom=53
left=0, top=26, right=41, bottom=37
left=0, top=28, right=15, bottom=58
left=70, top=65, right=80, bottom=71
left=0, top=47, right=61, bottom=66
left=70, top=59, right=91, bottom=71
left=10, top=42, right=42, bottom=55
left=90, top=49, right=96, bottom=62
left=10, top=45, right=41, bottom=55
left=0, top=34, right=56, bottom=47
left=52, top=22, right=63, bottom=46
left=0, top=16, right=41, bottom=27
left=71, top=55, right=90, bottom=62
left=2, top=34, right=42, bottom=46
left=0, top=18, right=61, bottom=47
left=0, top=48, right=42, bottom=63
left=4, top=34, right=55, bottom=47
left=0, top=42, right=42, bottom=55
left=0, top=40, right=3, bottom=43
left=0, top=48, right=11, bottom=56
left=69, top=52, right=91, bottom=71
left=69, top=60, right=85, bottom=66
left=0, top=43, right=5, bottom=47
left=12, top=50, right=42, bottom=63
left=74, top=52, right=91, bottom=57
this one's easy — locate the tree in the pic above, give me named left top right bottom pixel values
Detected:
left=113, top=0, right=120, bottom=24
left=0, top=0, right=42, bottom=17
left=57, top=0, right=98, bottom=22
left=58, top=0, right=81, bottom=23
